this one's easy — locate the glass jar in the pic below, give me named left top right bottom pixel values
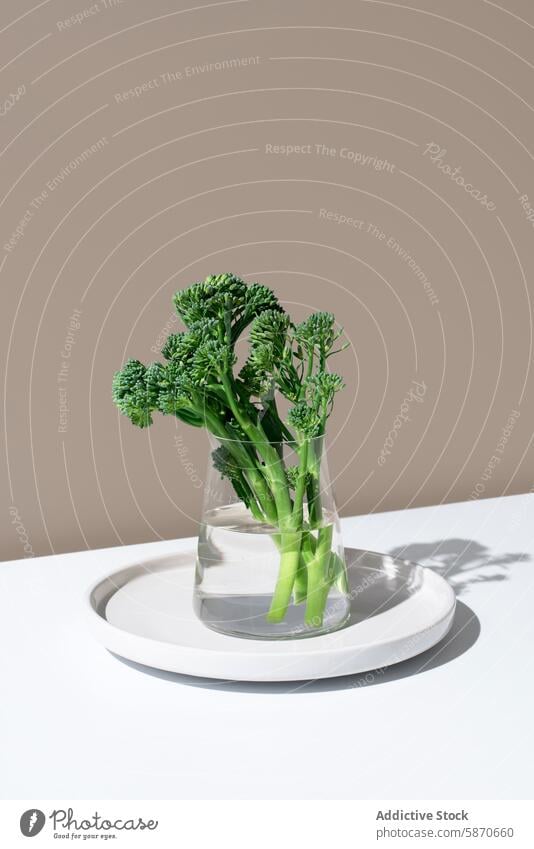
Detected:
left=193, top=434, right=350, bottom=639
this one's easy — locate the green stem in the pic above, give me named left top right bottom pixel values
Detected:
left=221, top=373, right=302, bottom=623
left=266, top=531, right=302, bottom=623
left=267, top=439, right=309, bottom=621
left=304, top=524, right=333, bottom=627
left=293, top=558, right=308, bottom=604
left=218, top=373, right=343, bottom=627
left=201, top=406, right=278, bottom=524
left=293, top=529, right=315, bottom=604
left=220, top=374, right=292, bottom=514
left=303, top=434, right=323, bottom=527
left=272, top=529, right=313, bottom=605
left=291, top=440, right=309, bottom=527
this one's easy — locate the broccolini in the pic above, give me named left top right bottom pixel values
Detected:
left=113, top=273, right=347, bottom=627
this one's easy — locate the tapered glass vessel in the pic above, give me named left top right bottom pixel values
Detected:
left=194, top=434, right=350, bottom=639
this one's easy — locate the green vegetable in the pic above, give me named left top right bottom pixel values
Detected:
left=112, top=273, right=348, bottom=628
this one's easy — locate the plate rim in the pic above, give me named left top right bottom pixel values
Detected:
left=84, top=546, right=456, bottom=662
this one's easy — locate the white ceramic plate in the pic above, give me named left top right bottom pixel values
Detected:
left=86, top=547, right=456, bottom=682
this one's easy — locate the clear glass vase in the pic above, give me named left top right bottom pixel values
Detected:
left=193, top=434, right=350, bottom=639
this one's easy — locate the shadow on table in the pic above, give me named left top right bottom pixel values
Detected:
left=112, top=599, right=480, bottom=694
left=113, top=540, right=523, bottom=693
left=387, top=538, right=529, bottom=596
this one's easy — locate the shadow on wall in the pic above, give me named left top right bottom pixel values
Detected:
left=387, top=538, right=530, bottom=596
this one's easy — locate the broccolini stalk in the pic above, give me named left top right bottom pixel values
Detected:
left=112, top=273, right=347, bottom=630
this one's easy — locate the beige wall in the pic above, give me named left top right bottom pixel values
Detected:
left=2, top=0, right=533, bottom=560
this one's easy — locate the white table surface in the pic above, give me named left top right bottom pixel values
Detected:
left=2, top=493, right=533, bottom=800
